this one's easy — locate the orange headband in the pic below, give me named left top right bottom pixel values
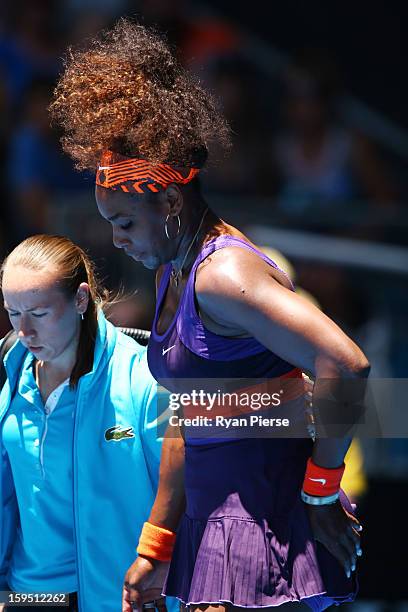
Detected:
left=95, top=150, right=200, bottom=194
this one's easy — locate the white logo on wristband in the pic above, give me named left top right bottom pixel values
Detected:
left=309, top=477, right=327, bottom=485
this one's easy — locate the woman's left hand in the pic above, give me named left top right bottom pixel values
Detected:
left=122, top=555, right=169, bottom=612
left=306, top=500, right=363, bottom=578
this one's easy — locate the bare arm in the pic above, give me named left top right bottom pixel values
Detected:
left=195, top=248, right=368, bottom=576
left=196, top=248, right=370, bottom=465
left=148, top=423, right=185, bottom=531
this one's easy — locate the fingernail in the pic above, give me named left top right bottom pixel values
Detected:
left=351, top=563, right=356, bottom=572
left=357, top=548, right=362, bottom=557
left=346, top=570, right=350, bottom=578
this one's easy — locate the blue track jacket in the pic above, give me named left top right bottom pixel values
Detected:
left=0, top=313, right=172, bottom=611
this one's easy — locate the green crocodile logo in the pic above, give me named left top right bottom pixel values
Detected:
left=105, top=425, right=135, bottom=442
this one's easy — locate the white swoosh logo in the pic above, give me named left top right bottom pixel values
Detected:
left=98, top=166, right=112, bottom=171
left=309, top=477, right=326, bottom=485
left=162, top=344, right=176, bottom=356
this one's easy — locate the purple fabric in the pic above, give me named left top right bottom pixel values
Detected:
left=148, top=236, right=297, bottom=385
left=148, top=235, right=358, bottom=609
left=164, top=440, right=357, bottom=609
left=151, top=235, right=294, bottom=361
left=177, top=235, right=293, bottom=361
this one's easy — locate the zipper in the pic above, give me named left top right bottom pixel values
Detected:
left=38, top=381, right=69, bottom=479
left=39, top=406, right=50, bottom=478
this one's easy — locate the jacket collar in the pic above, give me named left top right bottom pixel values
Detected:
left=81, top=311, right=117, bottom=385
left=2, top=310, right=117, bottom=397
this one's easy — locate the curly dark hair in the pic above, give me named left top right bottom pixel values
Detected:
left=50, top=18, right=231, bottom=171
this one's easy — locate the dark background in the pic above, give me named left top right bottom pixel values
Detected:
left=212, top=1, right=408, bottom=126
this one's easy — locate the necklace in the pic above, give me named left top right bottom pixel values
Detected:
left=170, top=207, right=209, bottom=287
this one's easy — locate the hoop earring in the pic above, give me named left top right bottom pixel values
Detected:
left=164, top=214, right=181, bottom=240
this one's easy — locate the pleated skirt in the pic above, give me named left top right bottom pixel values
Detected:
left=163, top=438, right=357, bottom=610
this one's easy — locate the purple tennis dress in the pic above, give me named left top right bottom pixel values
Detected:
left=148, top=236, right=357, bottom=611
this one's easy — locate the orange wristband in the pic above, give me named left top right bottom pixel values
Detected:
left=137, top=521, right=177, bottom=562
left=302, top=457, right=345, bottom=496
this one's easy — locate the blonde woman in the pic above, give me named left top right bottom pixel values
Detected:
left=0, top=235, right=167, bottom=612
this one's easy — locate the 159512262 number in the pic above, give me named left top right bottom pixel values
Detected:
left=6, top=592, right=68, bottom=605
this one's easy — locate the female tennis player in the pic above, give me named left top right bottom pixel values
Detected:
left=51, top=20, right=369, bottom=611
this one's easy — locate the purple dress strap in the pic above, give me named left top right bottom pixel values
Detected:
left=190, top=235, right=292, bottom=287
left=177, top=235, right=293, bottom=360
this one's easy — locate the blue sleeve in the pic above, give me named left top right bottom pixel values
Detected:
left=0, top=446, right=18, bottom=589
left=0, top=337, right=18, bottom=588
left=132, top=352, right=170, bottom=491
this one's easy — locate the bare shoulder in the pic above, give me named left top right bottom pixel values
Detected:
left=196, top=244, right=292, bottom=297
left=194, top=243, right=294, bottom=333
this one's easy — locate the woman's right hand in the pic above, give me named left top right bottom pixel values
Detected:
left=122, top=555, right=169, bottom=612
left=306, top=500, right=362, bottom=578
